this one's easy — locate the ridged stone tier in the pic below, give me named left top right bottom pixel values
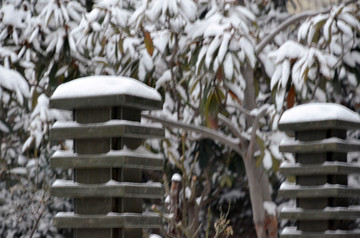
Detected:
left=278, top=103, right=360, bottom=238
left=49, top=76, right=165, bottom=238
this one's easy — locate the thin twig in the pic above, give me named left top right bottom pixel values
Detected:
left=29, top=195, right=50, bottom=238
left=168, top=33, right=181, bottom=120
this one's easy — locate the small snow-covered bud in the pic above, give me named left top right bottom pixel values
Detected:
left=185, top=186, right=191, bottom=199
left=196, top=197, right=202, bottom=206
left=171, top=173, right=182, bottom=182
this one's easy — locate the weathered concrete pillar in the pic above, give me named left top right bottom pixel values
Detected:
left=278, top=103, right=360, bottom=237
left=49, top=76, right=164, bottom=238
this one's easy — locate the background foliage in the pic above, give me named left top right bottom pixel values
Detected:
left=0, top=0, right=359, bottom=237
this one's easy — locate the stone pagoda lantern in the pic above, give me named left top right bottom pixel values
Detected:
left=49, top=76, right=165, bottom=238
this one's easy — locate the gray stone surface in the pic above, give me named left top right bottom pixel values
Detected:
left=53, top=212, right=161, bottom=229
left=280, top=207, right=360, bottom=220
left=50, top=94, right=163, bottom=111
left=50, top=77, right=165, bottom=238
left=51, top=180, right=163, bottom=198
left=280, top=162, right=360, bottom=176
left=50, top=150, right=164, bottom=170
left=50, top=120, right=164, bottom=140
left=278, top=104, right=360, bottom=235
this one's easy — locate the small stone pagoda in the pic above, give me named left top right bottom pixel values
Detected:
left=278, top=103, right=360, bottom=237
left=49, top=76, right=164, bottom=238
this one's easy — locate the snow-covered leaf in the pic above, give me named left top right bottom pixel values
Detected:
left=281, top=60, right=290, bottom=88
left=223, top=53, right=233, bottom=79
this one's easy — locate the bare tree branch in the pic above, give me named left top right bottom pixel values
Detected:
left=142, top=113, right=243, bottom=156
left=218, top=114, right=249, bottom=142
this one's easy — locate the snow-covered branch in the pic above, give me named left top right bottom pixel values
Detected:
left=256, top=8, right=330, bottom=55
left=256, top=3, right=349, bottom=56
left=256, top=0, right=357, bottom=55
left=142, top=114, right=243, bottom=156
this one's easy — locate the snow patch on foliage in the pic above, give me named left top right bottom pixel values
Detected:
left=219, top=190, right=245, bottom=203
left=0, top=66, right=30, bottom=104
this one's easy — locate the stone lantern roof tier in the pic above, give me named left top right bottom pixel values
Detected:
left=279, top=103, right=360, bottom=131
left=50, top=76, right=162, bottom=111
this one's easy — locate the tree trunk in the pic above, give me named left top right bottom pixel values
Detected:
left=241, top=64, right=275, bottom=238
left=243, top=157, right=267, bottom=238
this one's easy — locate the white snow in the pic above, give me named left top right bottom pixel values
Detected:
left=280, top=137, right=360, bottom=147
left=281, top=206, right=360, bottom=212
left=240, top=37, right=255, bottom=68
left=279, top=103, right=360, bottom=124
left=185, top=186, right=191, bottom=199
left=171, top=173, right=182, bottom=182
left=55, top=211, right=159, bottom=217
left=280, top=161, right=357, bottom=169
left=107, top=146, right=163, bottom=158
left=156, top=70, right=171, bottom=89
left=0, top=65, right=30, bottom=104
left=0, top=121, right=9, bottom=133
left=10, top=167, right=27, bottom=175
left=324, top=206, right=360, bottom=212
left=52, top=179, right=78, bottom=187
left=281, top=207, right=303, bottom=213
left=280, top=61, right=290, bottom=88
left=281, top=227, right=302, bottom=235
left=324, top=229, right=360, bottom=234
left=53, top=145, right=163, bottom=160
left=1, top=4, right=26, bottom=28
left=52, top=179, right=162, bottom=188
left=263, top=201, right=277, bottom=216
left=280, top=181, right=350, bottom=190
left=263, top=150, right=273, bottom=170
left=51, top=76, right=161, bottom=101
left=196, top=196, right=202, bottom=205
left=52, top=119, right=163, bottom=129
left=219, top=190, right=245, bottom=203
left=223, top=53, right=234, bottom=79
left=269, top=41, right=305, bottom=64
left=149, top=235, right=162, bottom=238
